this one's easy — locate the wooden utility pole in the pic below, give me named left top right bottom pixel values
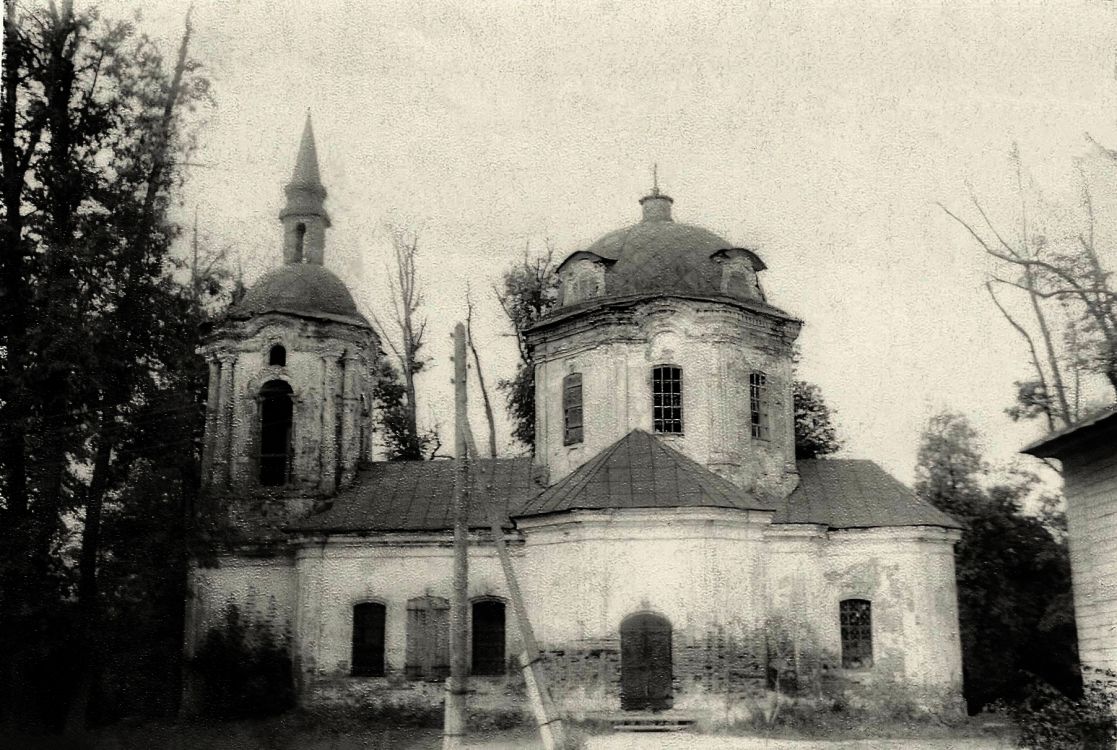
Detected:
left=443, top=323, right=471, bottom=750
left=458, top=419, right=565, bottom=750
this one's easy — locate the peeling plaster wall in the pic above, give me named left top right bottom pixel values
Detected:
left=531, top=299, right=799, bottom=496
left=184, top=556, right=296, bottom=659
left=821, top=528, right=963, bottom=695
left=185, top=517, right=963, bottom=716
left=291, top=540, right=525, bottom=685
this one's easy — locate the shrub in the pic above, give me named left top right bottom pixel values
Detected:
left=190, top=604, right=294, bottom=718
left=1002, top=674, right=1116, bottom=750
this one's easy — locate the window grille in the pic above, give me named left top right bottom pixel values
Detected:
left=406, top=596, right=449, bottom=680
left=351, top=602, right=386, bottom=676
left=471, top=600, right=506, bottom=675
left=839, top=599, right=873, bottom=669
left=750, top=371, right=769, bottom=440
left=652, top=365, right=683, bottom=434
left=563, top=373, right=584, bottom=445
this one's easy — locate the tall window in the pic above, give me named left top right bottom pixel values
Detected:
left=839, top=599, right=873, bottom=669
left=259, top=380, right=293, bottom=486
left=652, top=365, right=683, bottom=434
left=268, top=344, right=286, bottom=367
left=563, top=373, right=583, bottom=445
left=471, top=599, right=506, bottom=676
left=295, top=222, right=307, bottom=261
left=351, top=602, right=386, bottom=676
left=750, top=372, right=769, bottom=440
left=406, top=596, right=449, bottom=680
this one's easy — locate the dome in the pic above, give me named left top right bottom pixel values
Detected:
left=558, top=193, right=768, bottom=303
left=232, top=263, right=369, bottom=327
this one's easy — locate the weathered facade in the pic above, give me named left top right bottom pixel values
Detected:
left=186, top=121, right=965, bottom=721
left=1024, top=407, right=1117, bottom=681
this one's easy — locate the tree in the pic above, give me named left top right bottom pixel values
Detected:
left=369, top=227, right=435, bottom=459
left=494, top=246, right=559, bottom=451
left=792, top=380, right=843, bottom=459
left=371, top=357, right=440, bottom=460
left=941, top=147, right=1117, bottom=430
left=0, top=2, right=211, bottom=730
left=914, top=412, right=1079, bottom=713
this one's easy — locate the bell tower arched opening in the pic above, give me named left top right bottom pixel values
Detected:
left=259, top=379, right=294, bottom=486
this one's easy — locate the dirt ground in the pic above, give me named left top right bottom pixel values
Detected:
left=6, top=721, right=1015, bottom=750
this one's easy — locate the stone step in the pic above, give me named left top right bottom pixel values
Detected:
left=611, top=717, right=696, bottom=733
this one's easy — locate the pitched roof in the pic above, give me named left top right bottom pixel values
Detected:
left=774, top=459, right=960, bottom=530
left=1021, top=404, right=1117, bottom=459
left=289, top=458, right=540, bottom=533
left=515, top=429, right=778, bottom=517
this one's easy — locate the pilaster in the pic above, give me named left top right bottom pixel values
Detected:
left=319, top=350, right=343, bottom=495
left=213, top=352, right=237, bottom=489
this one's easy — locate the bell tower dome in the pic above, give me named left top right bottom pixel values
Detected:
left=198, top=115, right=378, bottom=517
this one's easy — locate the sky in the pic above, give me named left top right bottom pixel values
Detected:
left=97, top=0, right=1117, bottom=481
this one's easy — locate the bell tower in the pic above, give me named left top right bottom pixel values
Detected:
left=198, top=114, right=378, bottom=518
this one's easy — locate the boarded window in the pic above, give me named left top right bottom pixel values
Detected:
left=750, top=372, right=769, bottom=440
left=563, top=373, right=583, bottom=445
left=351, top=602, right=386, bottom=676
left=471, top=600, right=506, bottom=676
left=269, top=344, right=286, bottom=367
left=652, top=365, right=683, bottom=434
left=259, top=380, right=293, bottom=486
left=406, top=596, right=449, bottom=680
left=839, top=599, right=873, bottom=669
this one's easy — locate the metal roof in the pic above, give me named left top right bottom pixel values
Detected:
left=284, top=436, right=959, bottom=535
left=515, top=429, right=778, bottom=517
left=290, top=458, right=541, bottom=533
left=775, top=459, right=961, bottom=530
left=1021, top=404, right=1117, bottom=459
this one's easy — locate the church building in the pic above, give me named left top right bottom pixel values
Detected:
left=186, top=118, right=965, bottom=719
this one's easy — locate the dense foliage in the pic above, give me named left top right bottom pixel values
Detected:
left=914, top=412, right=1079, bottom=713
left=372, top=357, right=441, bottom=460
left=792, top=380, right=843, bottom=458
left=495, top=248, right=560, bottom=450
left=0, top=2, right=215, bottom=731
left=191, top=605, right=295, bottom=719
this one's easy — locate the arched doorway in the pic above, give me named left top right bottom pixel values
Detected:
left=620, top=612, right=672, bottom=711
left=259, top=380, right=293, bottom=486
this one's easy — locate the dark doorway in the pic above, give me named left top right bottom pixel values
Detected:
left=351, top=602, right=386, bottom=676
left=259, top=380, right=293, bottom=486
left=620, top=612, right=672, bottom=711
left=471, top=599, right=506, bottom=675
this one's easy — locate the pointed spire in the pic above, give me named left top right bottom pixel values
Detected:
left=290, top=111, right=323, bottom=188
left=280, top=111, right=330, bottom=264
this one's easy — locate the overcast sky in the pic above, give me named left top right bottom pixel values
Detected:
left=99, top=0, right=1117, bottom=481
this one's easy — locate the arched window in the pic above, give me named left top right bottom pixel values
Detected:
left=839, top=599, right=873, bottom=669
left=652, top=365, right=683, bottom=434
left=351, top=602, right=386, bottom=676
left=562, top=373, right=583, bottom=445
left=471, top=599, right=506, bottom=676
left=258, top=380, right=293, bottom=486
left=268, top=344, right=286, bottom=367
left=749, top=371, right=769, bottom=440
left=406, top=596, right=449, bottom=680
left=295, top=222, right=307, bottom=262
